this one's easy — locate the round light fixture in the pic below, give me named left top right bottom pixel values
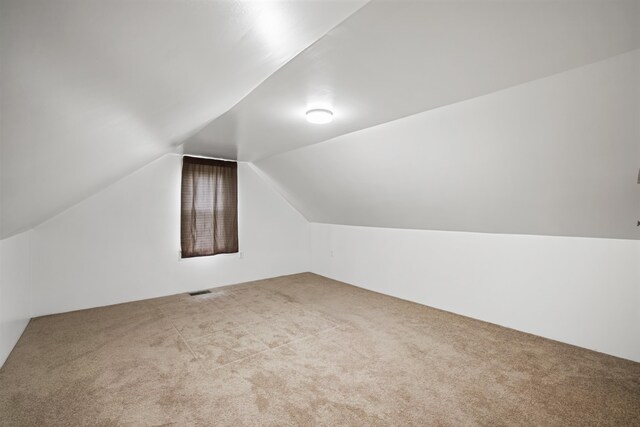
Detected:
left=306, top=109, right=333, bottom=124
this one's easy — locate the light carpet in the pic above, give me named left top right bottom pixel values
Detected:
left=1, top=273, right=638, bottom=425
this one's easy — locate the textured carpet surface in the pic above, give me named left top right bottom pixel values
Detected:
left=1, top=273, right=639, bottom=426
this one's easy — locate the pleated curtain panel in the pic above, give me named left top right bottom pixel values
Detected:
left=180, top=156, right=238, bottom=258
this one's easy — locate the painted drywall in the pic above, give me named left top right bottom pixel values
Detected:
left=0, top=0, right=366, bottom=238
left=30, top=154, right=310, bottom=316
left=257, top=50, right=640, bottom=240
left=0, top=231, right=32, bottom=366
left=311, top=223, right=640, bottom=362
left=190, top=0, right=640, bottom=161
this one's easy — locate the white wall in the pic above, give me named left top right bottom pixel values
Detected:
left=30, top=154, right=310, bottom=316
left=311, top=223, right=640, bottom=362
left=257, top=50, right=640, bottom=240
left=0, top=0, right=366, bottom=239
left=0, top=231, right=32, bottom=366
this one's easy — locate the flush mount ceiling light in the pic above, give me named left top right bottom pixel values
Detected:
left=306, top=109, right=333, bottom=124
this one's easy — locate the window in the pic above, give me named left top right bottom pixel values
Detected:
left=180, top=156, right=238, bottom=258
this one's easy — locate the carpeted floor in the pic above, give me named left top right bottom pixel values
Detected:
left=0, top=273, right=638, bottom=426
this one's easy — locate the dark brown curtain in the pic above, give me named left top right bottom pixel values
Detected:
left=181, top=156, right=238, bottom=258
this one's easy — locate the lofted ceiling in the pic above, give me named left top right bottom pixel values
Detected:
left=185, top=0, right=640, bottom=161
left=0, top=0, right=367, bottom=238
left=2, top=0, right=638, bottom=240
left=255, top=49, right=640, bottom=240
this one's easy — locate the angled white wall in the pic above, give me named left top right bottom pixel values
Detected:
left=190, top=0, right=639, bottom=162
left=257, top=50, right=640, bottom=240
left=0, top=0, right=365, bottom=239
left=311, top=223, right=640, bottom=362
left=30, top=154, right=310, bottom=316
left=0, top=231, right=32, bottom=366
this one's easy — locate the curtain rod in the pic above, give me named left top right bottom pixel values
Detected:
left=182, top=154, right=237, bottom=163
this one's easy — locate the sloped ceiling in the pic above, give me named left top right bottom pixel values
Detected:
left=2, top=0, right=639, bottom=240
left=185, top=0, right=640, bottom=161
left=255, top=50, right=640, bottom=240
left=0, top=0, right=367, bottom=238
